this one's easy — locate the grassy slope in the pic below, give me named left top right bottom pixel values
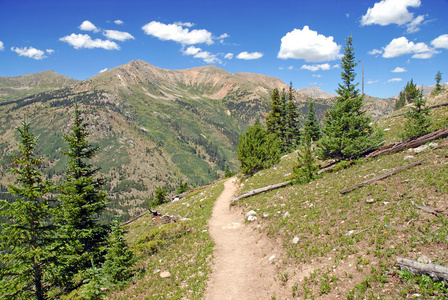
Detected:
left=115, top=92, right=447, bottom=299
left=234, top=93, right=448, bottom=299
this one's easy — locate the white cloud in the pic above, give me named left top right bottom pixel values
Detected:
left=431, top=34, right=448, bottom=49
left=174, top=21, right=195, bottom=27
left=142, top=21, right=214, bottom=45
left=288, top=66, right=294, bottom=70
left=103, top=30, right=135, bottom=41
left=114, top=20, right=124, bottom=25
left=0, top=41, right=4, bottom=51
left=11, top=46, right=46, bottom=60
left=368, top=49, right=383, bottom=55
left=391, top=67, right=406, bottom=73
left=382, top=37, right=435, bottom=58
left=224, top=53, right=233, bottom=59
left=183, top=46, right=201, bottom=55
left=182, top=46, right=221, bottom=64
left=278, top=26, right=341, bottom=62
left=79, top=20, right=100, bottom=33
left=301, top=63, right=331, bottom=72
left=236, top=51, right=263, bottom=60
left=46, top=49, right=55, bottom=54
left=60, top=33, right=120, bottom=50
left=406, top=14, right=425, bottom=33
left=361, top=0, right=421, bottom=26
left=388, top=78, right=403, bottom=83
left=99, top=68, right=108, bottom=73
left=313, top=74, right=322, bottom=78
left=368, top=79, right=380, bottom=84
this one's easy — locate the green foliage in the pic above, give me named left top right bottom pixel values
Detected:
left=53, top=104, right=109, bottom=289
left=176, top=181, right=189, bottom=194
left=395, top=79, right=420, bottom=110
left=402, top=91, right=431, bottom=139
left=102, top=220, right=136, bottom=284
left=224, top=165, right=235, bottom=178
left=293, top=132, right=318, bottom=184
left=431, top=70, right=444, bottom=96
left=0, top=121, right=54, bottom=300
left=266, top=88, right=285, bottom=141
left=237, top=120, right=281, bottom=176
left=303, top=101, right=321, bottom=142
left=284, top=83, right=301, bottom=151
left=318, top=36, right=381, bottom=160
left=153, top=186, right=168, bottom=206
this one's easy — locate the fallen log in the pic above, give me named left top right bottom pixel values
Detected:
left=397, top=258, right=448, bottom=282
left=384, top=101, right=448, bottom=120
left=411, top=201, right=444, bottom=217
left=339, top=159, right=424, bottom=194
left=120, top=211, right=149, bottom=226
left=232, top=181, right=290, bottom=203
left=366, top=127, right=448, bottom=159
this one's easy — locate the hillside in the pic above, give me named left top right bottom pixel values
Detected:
left=112, top=90, right=448, bottom=299
left=0, top=70, right=78, bottom=102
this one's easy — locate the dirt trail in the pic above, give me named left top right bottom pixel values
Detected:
left=204, top=178, right=290, bottom=300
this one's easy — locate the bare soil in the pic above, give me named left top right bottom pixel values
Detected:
left=204, top=178, right=292, bottom=300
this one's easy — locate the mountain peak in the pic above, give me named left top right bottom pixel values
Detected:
left=298, top=86, right=335, bottom=99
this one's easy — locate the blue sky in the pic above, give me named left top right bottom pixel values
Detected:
left=1, top=0, right=447, bottom=98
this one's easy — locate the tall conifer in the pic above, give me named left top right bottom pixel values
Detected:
left=303, top=101, right=321, bottom=142
left=0, top=121, right=54, bottom=300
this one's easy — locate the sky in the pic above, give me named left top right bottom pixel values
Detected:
left=1, top=0, right=447, bottom=98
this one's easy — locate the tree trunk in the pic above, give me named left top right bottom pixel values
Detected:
left=397, top=258, right=448, bottom=282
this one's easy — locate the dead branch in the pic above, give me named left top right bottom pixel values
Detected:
left=232, top=181, right=290, bottom=203
left=411, top=201, right=444, bottom=217
left=339, top=160, right=424, bottom=194
left=397, top=257, right=448, bottom=282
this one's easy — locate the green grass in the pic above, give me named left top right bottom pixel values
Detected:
left=108, top=181, right=224, bottom=299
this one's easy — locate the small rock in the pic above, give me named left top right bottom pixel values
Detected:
left=417, top=255, right=432, bottom=264
left=247, top=215, right=257, bottom=222
left=404, top=155, right=414, bottom=160
left=153, top=269, right=161, bottom=274
left=160, top=271, right=171, bottom=278
left=346, top=230, right=355, bottom=236
left=283, top=212, right=290, bottom=219
left=413, top=145, right=429, bottom=153
left=245, top=210, right=257, bottom=218
left=384, top=128, right=391, bottom=131
left=383, top=201, right=389, bottom=205
left=292, top=237, right=299, bottom=244
left=366, top=198, right=375, bottom=203
left=263, top=212, right=270, bottom=218
left=429, top=142, right=438, bottom=148
left=269, top=255, right=276, bottom=261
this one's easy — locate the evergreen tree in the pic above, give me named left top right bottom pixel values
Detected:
left=154, top=187, right=168, bottom=205
left=403, top=79, right=419, bottom=104
left=0, top=121, right=54, bottom=300
left=284, top=82, right=301, bottom=150
left=402, top=90, right=431, bottom=139
left=54, top=104, right=109, bottom=289
left=318, top=36, right=381, bottom=160
left=266, top=88, right=286, bottom=144
left=293, top=131, right=318, bottom=184
left=303, top=101, right=321, bottom=142
left=432, top=71, right=443, bottom=96
left=237, top=120, right=281, bottom=176
left=102, top=220, right=135, bottom=284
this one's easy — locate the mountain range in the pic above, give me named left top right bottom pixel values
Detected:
left=0, top=59, right=417, bottom=221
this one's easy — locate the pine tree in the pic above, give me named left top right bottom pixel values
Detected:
left=303, top=101, right=321, bottom=142
left=237, top=119, right=281, bottom=176
left=266, top=88, right=286, bottom=145
left=432, top=71, right=443, bottom=96
left=102, top=220, right=135, bottom=284
left=402, top=90, right=431, bottom=139
left=0, top=121, right=54, bottom=300
left=318, top=36, right=381, bottom=160
left=284, top=82, right=301, bottom=150
left=293, top=131, right=318, bottom=184
left=404, top=79, right=419, bottom=104
left=54, top=104, right=109, bottom=289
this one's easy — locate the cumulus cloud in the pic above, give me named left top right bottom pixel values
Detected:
left=431, top=34, right=448, bottom=49
left=313, top=74, right=322, bottom=78
left=99, top=68, right=108, bottom=73
left=114, top=20, right=124, bottom=25
left=0, top=41, right=4, bottom=51
left=288, top=66, right=294, bottom=70
left=278, top=26, right=341, bottom=62
left=368, top=49, right=383, bottom=55
left=361, top=0, right=424, bottom=33
left=301, top=63, right=331, bottom=72
left=103, top=30, right=135, bottom=41
left=142, top=21, right=214, bottom=45
left=174, top=21, right=195, bottom=27
left=46, top=49, right=55, bottom=54
left=60, top=33, right=120, bottom=50
left=11, top=46, right=46, bottom=60
left=224, top=53, right=233, bottom=59
left=368, top=79, right=380, bottom=84
left=236, top=51, right=263, bottom=60
left=182, top=46, right=221, bottom=64
left=382, top=37, right=436, bottom=58
left=391, top=67, right=406, bottom=73
left=388, top=78, right=403, bottom=83
left=79, top=20, right=100, bottom=33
